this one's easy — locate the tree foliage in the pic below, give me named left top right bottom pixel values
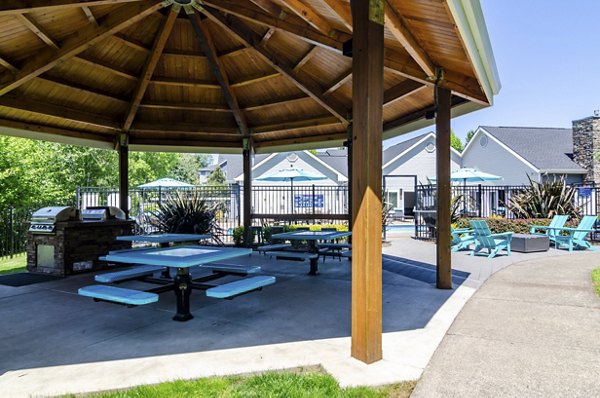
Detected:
left=207, top=165, right=227, bottom=185
left=465, top=129, right=475, bottom=145
left=450, top=130, right=463, bottom=152
left=0, top=135, right=211, bottom=210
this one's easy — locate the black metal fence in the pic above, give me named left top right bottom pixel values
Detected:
left=415, top=183, right=600, bottom=239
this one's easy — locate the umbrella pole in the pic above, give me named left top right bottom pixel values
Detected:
left=463, top=179, right=467, bottom=215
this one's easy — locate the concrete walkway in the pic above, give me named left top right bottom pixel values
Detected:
left=412, top=251, right=600, bottom=397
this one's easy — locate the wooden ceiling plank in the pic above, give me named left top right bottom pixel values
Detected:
left=278, top=0, right=332, bottom=35
left=384, top=3, right=436, bottom=77
left=383, top=79, right=425, bottom=106
left=131, top=121, right=238, bottom=135
left=230, top=72, right=280, bottom=88
left=254, top=131, right=345, bottom=147
left=323, top=69, right=351, bottom=94
left=17, top=14, right=60, bottom=49
left=0, top=94, right=120, bottom=130
left=293, top=46, right=318, bottom=72
left=0, top=0, right=143, bottom=15
left=201, top=0, right=346, bottom=53
left=321, top=0, right=352, bottom=31
left=249, top=0, right=285, bottom=18
left=0, top=0, right=168, bottom=96
left=123, top=5, right=178, bottom=132
left=81, top=6, right=98, bottom=26
left=186, top=8, right=248, bottom=135
left=0, top=117, right=114, bottom=144
left=113, top=33, right=150, bottom=53
left=150, top=77, right=220, bottom=89
left=196, top=4, right=349, bottom=123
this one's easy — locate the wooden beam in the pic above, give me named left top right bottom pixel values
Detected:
left=113, top=33, right=150, bottom=53
left=278, top=0, right=332, bottom=35
left=17, top=14, right=60, bottom=49
left=122, top=5, right=178, bottom=132
left=0, top=1, right=167, bottom=96
left=130, top=122, right=238, bottom=135
left=260, top=28, right=275, bottom=45
left=81, top=6, right=98, bottom=26
left=383, top=79, right=425, bottom=106
left=384, top=4, right=435, bottom=77
left=323, top=70, right=351, bottom=94
left=0, top=55, right=18, bottom=74
left=251, top=115, right=340, bottom=134
left=0, top=0, right=142, bottom=15
left=243, top=143, right=253, bottom=247
left=0, top=117, right=114, bottom=144
left=243, top=94, right=308, bottom=111
left=150, top=77, right=220, bottom=89
left=436, top=86, right=452, bottom=289
left=201, top=0, right=347, bottom=53
left=196, top=4, right=349, bottom=123
left=118, top=134, right=129, bottom=217
left=130, top=137, right=241, bottom=149
left=351, top=0, right=383, bottom=364
left=139, top=101, right=231, bottom=112
left=0, top=94, right=120, bottom=130
left=322, top=0, right=352, bottom=31
left=293, top=46, right=318, bottom=72
left=253, top=131, right=346, bottom=148
left=382, top=95, right=466, bottom=132
left=186, top=8, right=248, bottom=136
left=249, top=0, right=284, bottom=17
left=230, top=72, right=280, bottom=88
left=39, top=75, right=128, bottom=103
left=75, top=55, right=137, bottom=80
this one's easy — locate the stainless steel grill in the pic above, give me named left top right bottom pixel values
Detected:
left=81, top=206, right=126, bottom=221
left=29, top=206, right=79, bottom=234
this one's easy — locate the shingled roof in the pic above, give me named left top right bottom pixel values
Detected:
left=478, top=126, right=586, bottom=173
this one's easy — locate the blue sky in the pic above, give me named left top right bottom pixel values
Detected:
left=384, top=0, right=600, bottom=148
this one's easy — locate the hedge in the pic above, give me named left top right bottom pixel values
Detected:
left=454, top=217, right=579, bottom=234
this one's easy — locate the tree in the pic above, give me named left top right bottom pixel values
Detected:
left=172, top=154, right=211, bottom=185
left=465, top=129, right=476, bottom=146
left=207, top=165, right=226, bottom=185
left=450, top=130, right=463, bottom=152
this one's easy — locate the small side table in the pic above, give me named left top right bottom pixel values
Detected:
left=511, top=234, right=549, bottom=253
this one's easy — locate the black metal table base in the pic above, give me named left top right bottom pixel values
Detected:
left=173, top=268, right=193, bottom=322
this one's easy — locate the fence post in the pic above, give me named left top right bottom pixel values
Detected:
left=312, top=184, right=316, bottom=219
left=76, top=186, right=81, bottom=210
left=9, top=206, right=14, bottom=258
left=478, top=184, right=482, bottom=217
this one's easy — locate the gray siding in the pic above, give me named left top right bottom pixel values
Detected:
left=462, top=132, right=541, bottom=185
left=542, top=173, right=584, bottom=185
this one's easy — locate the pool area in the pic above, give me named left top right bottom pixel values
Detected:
left=385, top=224, right=415, bottom=233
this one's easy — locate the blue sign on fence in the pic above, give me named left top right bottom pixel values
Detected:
left=579, top=187, right=592, bottom=197
left=294, top=194, right=324, bottom=208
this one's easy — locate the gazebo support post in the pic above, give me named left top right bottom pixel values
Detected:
left=118, top=133, right=129, bottom=218
left=436, top=87, right=453, bottom=289
left=346, top=123, right=353, bottom=239
left=350, top=0, right=384, bottom=364
left=242, top=140, right=253, bottom=247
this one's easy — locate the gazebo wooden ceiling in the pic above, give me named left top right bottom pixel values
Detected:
left=0, top=0, right=498, bottom=153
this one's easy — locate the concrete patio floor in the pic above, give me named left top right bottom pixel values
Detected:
left=0, top=235, right=584, bottom=397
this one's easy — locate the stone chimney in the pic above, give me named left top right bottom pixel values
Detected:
left=572, top=113, right=600, bottom=184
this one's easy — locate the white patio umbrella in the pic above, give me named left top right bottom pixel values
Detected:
left=137, top=178, right=194, bottom=189
left=429, top=168, right=502, bottom=214
left=256, top=167, right=326, bottom=213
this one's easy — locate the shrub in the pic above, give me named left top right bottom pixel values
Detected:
left=455, top=217, right=579, bottom=234
left=232, top=226, right=245, bottom=247
left=506, top=176, right=581, bottom=218
left=151, top=191, right=224, bottom=244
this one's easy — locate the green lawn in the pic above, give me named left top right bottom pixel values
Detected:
left=64, top=370, right=417, bottom=398
left=0, top=252, right=26, bottom=275
left=592, top=266, right=600, bottom=297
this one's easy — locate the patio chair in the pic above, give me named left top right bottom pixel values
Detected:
left=529, top=214, right=569, bottom=245
left=551, top=215, right=598, bottom=252
left=451, top=227, right=475, bottom=252
left=469, top=220, right=513, bottom=259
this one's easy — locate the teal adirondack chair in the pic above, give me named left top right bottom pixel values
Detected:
left=469, top=220, right=513, bottom=259
left=451, top=227, right=475, bottom=252
left=551, top=215, right=598, bottom=252
left=529, top=215, right=569, bottom=245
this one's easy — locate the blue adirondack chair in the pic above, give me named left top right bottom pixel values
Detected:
left=469, top=220, right=513, bottom=259
left=451, top=227, right=475, bottom=252
left=529, top=214, right=569, bottom=245
left=550, top=215, right=598, bottom=252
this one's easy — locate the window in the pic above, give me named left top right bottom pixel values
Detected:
left=386, top=191, right=399, bottom=208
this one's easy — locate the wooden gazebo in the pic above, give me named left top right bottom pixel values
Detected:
left=0, top=0, right=499, bottom=363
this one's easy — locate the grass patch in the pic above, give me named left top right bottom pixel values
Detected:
left=592, top=266, right=600, bottom=297
left=65, top=369, right=417, bottom=398
left=0, top=252, right=26, bottom=275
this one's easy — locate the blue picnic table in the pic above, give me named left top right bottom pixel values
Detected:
left=271, top=231, right=351, bottom=275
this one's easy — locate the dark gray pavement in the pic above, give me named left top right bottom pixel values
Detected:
left=412, top=251, right=600, bottom=397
